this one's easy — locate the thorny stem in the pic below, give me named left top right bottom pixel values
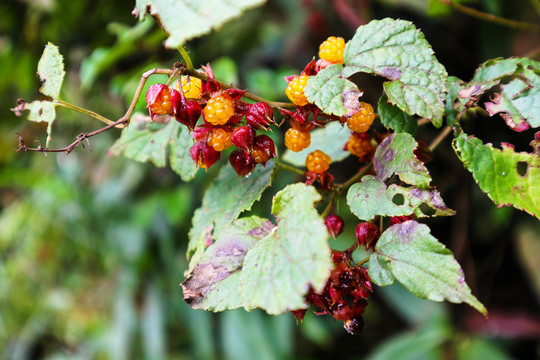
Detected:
left=428, top=126, right=452, bottom=152
left=437, top=0, right=540, bottom=32
left=17, top=68, right=174, bottom=154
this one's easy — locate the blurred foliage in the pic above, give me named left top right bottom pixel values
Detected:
left=1, top=0, right=539, bottom=359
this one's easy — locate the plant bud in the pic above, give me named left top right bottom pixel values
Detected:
left=325, top=214, right=344, bottom=238
left=251, top=135, right=276, bottom=165
left=190, top=141, right=220, bottom=169
left=231, top=125, right=255, bottom=151
left=229, top=149, right=255, bottom=176
left=175, top=100, right=201, bottom=131
left=355, top=222, right=380, bottom=250
left=246, top=102, right=275, bottom=130
left=344, top=316, right=364, bottom=335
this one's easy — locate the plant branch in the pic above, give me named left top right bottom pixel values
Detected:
left=428, top=126, right=452, bottom=152
left=16, top=68, right=174, bottom=154
left=54, top=100, right=122, bottom=128
left=275, top=159, right=305, bottom=175
left=181, top=68, right=296, bottom=109
left=356, top=257, right=370, bottom=267
left=177, top=46, right=195, bottom=72
left=337, top=162, right=373, bottom=191
left=321, top=192, right=336, bottom=218
left=437, top=0, right=540, bottom=32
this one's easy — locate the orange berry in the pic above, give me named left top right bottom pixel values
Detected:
left=306, top=150, right=332, bottom=173
left=178, top=76, right=202, bottom=99
left=207, top=128, right=232, bottom=152
left=149, top=86, right=174, bottom=115
left=285, top=75, right=310, bottom=106
left=346, top=133, right=373, bottom=158
left=284, top=128, right=311, bottom=152
left=204, top=94, right=235, bottom=125
left=319, top=36, right=346, bottom=64
left=346, top=102, right=376, bottom=133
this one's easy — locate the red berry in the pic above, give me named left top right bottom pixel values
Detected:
left=306, top=150, right=331, bottom=173
left=284, top=128, right=311, bottom=152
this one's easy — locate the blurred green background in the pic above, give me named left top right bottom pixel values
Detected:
left=1, top=0, right=540, bottom=359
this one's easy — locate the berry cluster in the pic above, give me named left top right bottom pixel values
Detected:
left=145, top=71, right=276, bottom=176
left=293, top=250, right=373, bottom=335
left=280, top=36, right=379, bottom=188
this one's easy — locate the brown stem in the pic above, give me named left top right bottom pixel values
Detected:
left=437, top=0, right=540, bottom=32
left=17, top=68, right=174, bottom=154
left=428, top=126, right=452, bottom=152
left=182, top=68, right=296, bottom=109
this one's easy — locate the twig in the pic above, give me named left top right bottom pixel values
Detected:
left=428, top=126, right=452, bottom=152
left=17, top=68, right=174, bottom=154
left=437, top=0, right=540, bottom=32
left=54, top=100, right=123, bottom=128
left=321, top=192, right=336, bottom=218
left=337, top=162, right=373, bottom=190
left=181, top=68, right=296, bottom=109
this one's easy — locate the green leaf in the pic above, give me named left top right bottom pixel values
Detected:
left=342, top=18, right=447, bottom=123
left=135, top=0, right=267, bottom=48
left=182, top=184, right=333, bottom=314
left=282, top=121, right=351, bottom=166
left=445, top=76, right=466, bottom=127
left=378, top=93, right=417, bottom=135
left=304, top=64, right=363, bottom=116
left=460, top=58, right=540, bottom=131
left=374, top=133, right=431, bottom=188
left=20, top=100, right=56, bottom=147
left=347, top=176, right=454, bottom=221
left=108, top=115, right=197, bottom=181
left=368, top=221, right=487, bottom=315
left=453, top=133, right=540, bottom=218
left=169, top=123, right=197, bottom=181
left=37, top=42, right=65, bottom=99
left=187, top=162, right=275, bottom=263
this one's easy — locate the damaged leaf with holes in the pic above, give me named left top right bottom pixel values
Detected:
left=457, top=58, right=540, bottom=131
left=453, top=133, right=540, bottom=219
left=182, top=183, right=333, bottom=314
left=347, top=133, right=454, bottom=221
left=12, top=43, right=66, bottom=147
